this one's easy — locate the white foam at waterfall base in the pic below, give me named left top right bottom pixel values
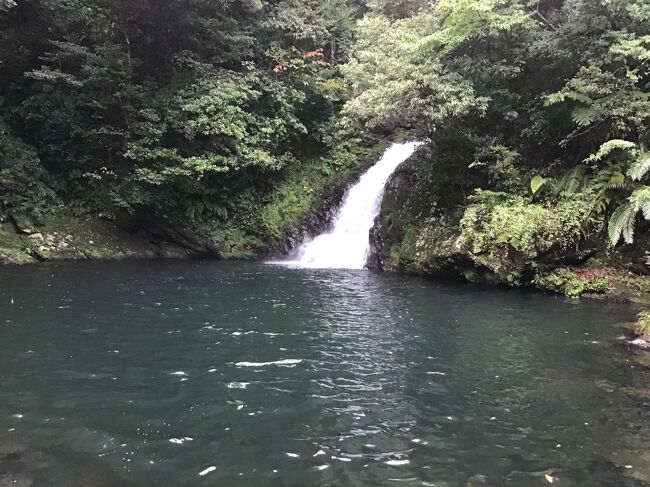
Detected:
left=277, top=142, right=421, bottom=270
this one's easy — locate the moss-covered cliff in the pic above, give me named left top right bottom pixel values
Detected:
left=370, top=148, right=650, bottom=303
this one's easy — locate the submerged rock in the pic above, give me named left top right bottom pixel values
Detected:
left=466, top=473, right=488, bottom=486
left=0, top=435, right=136, bottom=487
left=608, top=450, right=650, bottom=483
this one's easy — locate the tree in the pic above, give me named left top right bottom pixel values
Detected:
left=0, top=0, right=362, bottom=223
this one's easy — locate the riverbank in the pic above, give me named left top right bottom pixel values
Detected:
left=2, top=202, right=648, bottom=307
left=0, top=213, right=191, bottom=266
left=1, top=140, right=648, bottom=310
left=3, top=208, right=648, bottom=307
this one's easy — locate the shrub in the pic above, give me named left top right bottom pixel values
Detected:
left=461, top=193, right=599, bottom=259
left=533, top=268, right=611, bottom=297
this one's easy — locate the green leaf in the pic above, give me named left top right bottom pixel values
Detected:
left=544, top=90, right=593, bottom=107
left=630, top=186, right=650, bottom=220
left=530, top=175, right=547, bottom=194
left=608, top=186, right=650, bottom=245
left=555, top=166, right=587, bottom=194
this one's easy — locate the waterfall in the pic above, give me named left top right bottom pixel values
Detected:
left=284, top=141, right=421, bottom=269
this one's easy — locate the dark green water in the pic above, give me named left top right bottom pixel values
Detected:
left=1, top=261, right=649, bottom=486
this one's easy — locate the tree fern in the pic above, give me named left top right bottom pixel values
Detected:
left=545, top=90, right=600, bottom=127
left=608, top=185, right=650, bottom=245
left=591, top=164, right=626, bottom=214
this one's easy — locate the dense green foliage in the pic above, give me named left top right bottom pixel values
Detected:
left=0, top=0, right=370, bottom=246
left=346, top=0, right=649, bottom=286
left=461, top=193, right=598, bottom=260
left=532, top=268, right=610, bottom=298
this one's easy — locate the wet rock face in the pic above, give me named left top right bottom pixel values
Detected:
left=272, top=141, right=399, bottom=259
left=367, top=167, right=414, bottom=272
left=367, top=215, right=385, bottom=271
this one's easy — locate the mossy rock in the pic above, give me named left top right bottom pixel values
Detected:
left=207, top=225, right=263, bottom=260
left=0, top=212, right=193, bottom=265
left=533, top=268, right=596, bottom=298
left=9, top=213, right=37, bottom=235
left=0, top=248, right=36, bottom=265
left=372, top=171, right=619, bottom=293
left=0, top=224, right=35, bottom=265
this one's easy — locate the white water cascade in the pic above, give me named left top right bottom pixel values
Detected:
left=286, top=141, right=421, bottom=269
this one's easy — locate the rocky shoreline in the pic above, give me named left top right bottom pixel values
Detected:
left=0, top=214, right=194, bottom=267
left=2, top=201, right=648, bottom=309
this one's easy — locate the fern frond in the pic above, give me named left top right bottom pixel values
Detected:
left=608, top=201, right=636, bottom=245
left=628, top=152, right=650, bottom=181
left=607, top=169, right=626, bottom=189
left=594, top=192, right=610, bottom=214
left=555, top=165, right=588, bottom=194
left=543, top=92, right=565, bottom=106
left=571, top=105, right=599, bottom=127
left=630, top=186, right=650, bottom=220
left=585, top=139, right=638, bottom=164
left=592, top=164, right=626, bottom=192
left=622, top=211, right=636, bottom=244
left=608, top=186, right=650, bottom=245
left=544, top=90, right=593, bottom=107
left=0, top=0, right=16, bottom=12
